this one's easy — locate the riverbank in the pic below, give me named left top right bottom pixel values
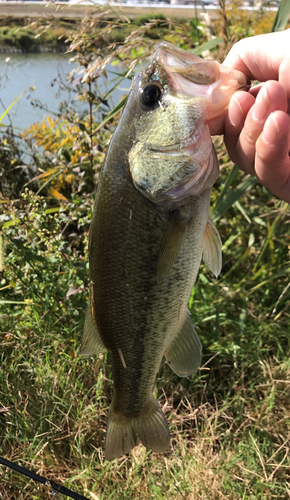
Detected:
left=0, top=17, right=77, bottom=52
left=0, top=2, right=218, bottom=20
left=0, top=6, right=199, bottom=53
left=0, top=2, right=280, bottom=53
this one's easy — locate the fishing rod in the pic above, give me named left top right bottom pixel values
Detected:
left=0, top=456, right=90, bottom=500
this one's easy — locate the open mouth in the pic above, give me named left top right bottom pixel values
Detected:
left=151, top=41, right=250, bottom=121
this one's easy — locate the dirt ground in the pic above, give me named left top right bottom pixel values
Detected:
left=0, top=2, right=219, bottom=19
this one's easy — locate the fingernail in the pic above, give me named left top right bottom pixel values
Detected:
left=252, top=86, right=270, bottom=121
left=262, top=113, right=280, bottom=144
left=229, top=95, right=244, bottom=127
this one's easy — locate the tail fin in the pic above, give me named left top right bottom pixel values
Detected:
left=105, top=397, right=170, bottom=460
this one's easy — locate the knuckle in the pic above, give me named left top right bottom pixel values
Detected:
left=234, top=140, right=255, bottom=175
left=242, top=116, right=261, bottom=148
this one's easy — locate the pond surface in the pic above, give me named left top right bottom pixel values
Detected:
left=0, top=53, right=131, bottom=132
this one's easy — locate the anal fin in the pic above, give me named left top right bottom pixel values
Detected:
left=82, top=303, right=107, bottom=356
left=164, top=313, right=202, bottom=377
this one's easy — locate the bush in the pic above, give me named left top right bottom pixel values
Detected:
left=1, top=191, right=92, bottom=320
left=1, top=7, right=290, bottom=498
left=135, top=13, right=168, bottom=25
left=0, top=130, right=31, bottom=200
left=0, top=25, right=71, bottom=51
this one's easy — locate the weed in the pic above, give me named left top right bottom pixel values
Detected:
left=1, top=3, right=290, bottom=499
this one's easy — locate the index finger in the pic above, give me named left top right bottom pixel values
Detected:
left=223, top=30, right=290, bottom=98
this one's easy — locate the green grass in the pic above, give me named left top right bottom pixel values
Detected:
left=0, top=25, right=71, bottom=51
left=1, top=3, right=290, bottom=495
left=0, top=12, right=198, bottom=52
left=1, top=153, right=290, bottom=498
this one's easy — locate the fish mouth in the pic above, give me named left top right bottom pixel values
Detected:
left=152, top=41, right=250, bottom=120
left=154, top=41, right=249, bottom=91
left=155, top=42, right=218, bottom=86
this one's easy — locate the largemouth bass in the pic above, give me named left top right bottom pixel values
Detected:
left=83, top=42, right=248, bottom=460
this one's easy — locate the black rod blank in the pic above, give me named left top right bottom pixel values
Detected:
left=0, top=456, right=91, bottom=500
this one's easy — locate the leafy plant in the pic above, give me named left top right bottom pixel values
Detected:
left=1, top=3, right=290, bottom=499
left=272, top=0, right=290, bottom=31
left=213, top=0, right=277, bottom=53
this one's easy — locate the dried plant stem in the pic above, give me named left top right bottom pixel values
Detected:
left=219, top=0, right=229, bottom=49
left=88, top=81, right=94, bottom=190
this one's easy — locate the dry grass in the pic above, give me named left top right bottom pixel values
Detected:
left=1, top=4, right=290, bottom=499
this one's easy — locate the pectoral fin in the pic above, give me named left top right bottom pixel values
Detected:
left=157, top=212, right=187, bottom=282
left=202, top=217, right=222, bottom=277
left=164, top=313, right=202, bottom=377
left=82, top=303, right=107, bottom=356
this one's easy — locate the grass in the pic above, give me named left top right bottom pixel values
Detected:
left=1, top=155, right=290, bottom=499
left=0, top=22, right=74, bottom=51
left=1, top=4, right=290, bottom=496
left=0, top=15, right=181, bottom=52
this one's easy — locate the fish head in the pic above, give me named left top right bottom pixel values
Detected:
left=128, top=42, right=249, bottom=205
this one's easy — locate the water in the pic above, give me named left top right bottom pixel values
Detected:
left=0, top=53, right=131, bottom=132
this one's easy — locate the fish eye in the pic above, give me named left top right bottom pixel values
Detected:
left=141, top=84, right=161, bottom=107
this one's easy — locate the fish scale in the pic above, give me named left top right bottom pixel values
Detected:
left=82, top=41, right=249, bottom=460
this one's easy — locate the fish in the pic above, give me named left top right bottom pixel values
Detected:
left=82, top=42, right=248, bottom=461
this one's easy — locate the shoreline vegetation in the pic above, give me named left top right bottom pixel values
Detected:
left=0, top=18, right=76, bottom=53
left=2, top=2, right=290, bottom=499
left=0, top=3, right=220, bottom=53
left=0, top=14, right=204, bottom=53
left=0, top=16, right=187, bottom=53
left=0, top=1, right=279, bottom=53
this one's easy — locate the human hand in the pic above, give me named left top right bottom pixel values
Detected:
left=210, top=29, right=290, bottom=203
